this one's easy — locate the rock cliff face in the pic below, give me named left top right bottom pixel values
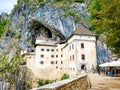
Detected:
left=96, top=40, right=111, bottom=64
left=1, top=2, right=88, bottom=51
left=0, top=12, right=9, bottom=21
left=0, top=2, right=111, bottom=63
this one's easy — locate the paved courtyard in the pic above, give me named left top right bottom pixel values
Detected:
left=88, top=73, right=120, bottom=90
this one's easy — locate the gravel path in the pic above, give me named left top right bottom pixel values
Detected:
left=88, top=73, right=120, bottom=90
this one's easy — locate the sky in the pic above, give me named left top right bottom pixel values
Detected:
left=0, top=0, right=17, bottom=14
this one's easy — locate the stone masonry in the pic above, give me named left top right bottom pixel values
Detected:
left=31, top=74, right=89, bottom=90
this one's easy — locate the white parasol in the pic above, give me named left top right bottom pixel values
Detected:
left=99, top=60, right=120, bottom=67
left=99, top=62, right=110, bottom=67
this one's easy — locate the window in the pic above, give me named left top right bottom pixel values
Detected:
left=82, top=54, right=85, bottom=60
left=70, top=56, right=71, bottom=60
left=56, top=66, right=58, bottom=69
left=56, top=55, right=58, bottom=58
left=72, top=44, right=74, bottom=49
left=40, top=61, right=44, bottom=64
left=41, top=55, right=44, bottom=58
left=51, top=49, right=54, bottom=52
left=61, top=61, right=63, bottom=64
left=69, top=46, right=71, bottom=51
left=81, top=43, right=84, bottom=48
left=46, top=49, right=49, bottom=51
left=56, top=61, right=57, bottom=64
left=73, top=55, right=74, bottom=60
left=51, top=55, right=54, bottom=58
left=51, top=61, right=54, bottom=64
left=41, top=48, right=44, bottom=51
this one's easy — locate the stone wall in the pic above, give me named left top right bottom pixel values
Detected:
left=31, top=74, right=89, bottom=90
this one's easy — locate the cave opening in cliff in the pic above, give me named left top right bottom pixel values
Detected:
left=45, top=28, right=52, bottom=38
left=31, top=20, right=52, bottom=39
left=30, top=20, right=66, bottom=46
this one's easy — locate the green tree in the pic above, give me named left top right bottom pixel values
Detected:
left=89, top=0, right=120, bottom=57
left=0, top=47, right=23, bottom=89
left=0, top=46, right=33, bottom=90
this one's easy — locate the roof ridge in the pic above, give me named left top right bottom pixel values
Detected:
left=73, top=25, right=96, bottom=36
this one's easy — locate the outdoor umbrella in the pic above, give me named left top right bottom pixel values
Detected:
left=108, top=61, right=120, bottom=67
left=99, top=62, right=110, bottom=67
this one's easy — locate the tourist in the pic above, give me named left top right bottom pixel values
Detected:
left=97, top=68, right=101, bottom=75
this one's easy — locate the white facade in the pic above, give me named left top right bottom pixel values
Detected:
left=24, top=26, right=97, bottom=80
left=65, top=35, right=97, bottom=76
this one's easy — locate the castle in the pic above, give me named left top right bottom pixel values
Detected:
left=23, top=25, right=97, bottom=80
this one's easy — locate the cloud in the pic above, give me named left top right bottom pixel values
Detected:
left=0, top=0, right=17, bottom=14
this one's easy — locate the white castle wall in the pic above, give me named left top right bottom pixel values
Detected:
left=25, top=34, right=97, bottom=80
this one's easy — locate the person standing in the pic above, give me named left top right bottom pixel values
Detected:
left=97, top=68, right=101, bottom=75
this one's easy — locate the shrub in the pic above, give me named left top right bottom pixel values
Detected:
left=65, top=9, right=76, bottom=17
left=37, top=0, right=45, bottom=5
left=15, top=33, right=21, bottom=39
left=72, top=0, right=84, bottom=3
left=61, top=73, right=69, bottom=80
left=38, top=79, right=52, bottom=87
left=0, top=19, right=10, bottom=37
left=64, top=9, right=81, bottom=22
left=38, top=79, right=44, bottom=87
left=44, top=79, right=52, bottom=84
